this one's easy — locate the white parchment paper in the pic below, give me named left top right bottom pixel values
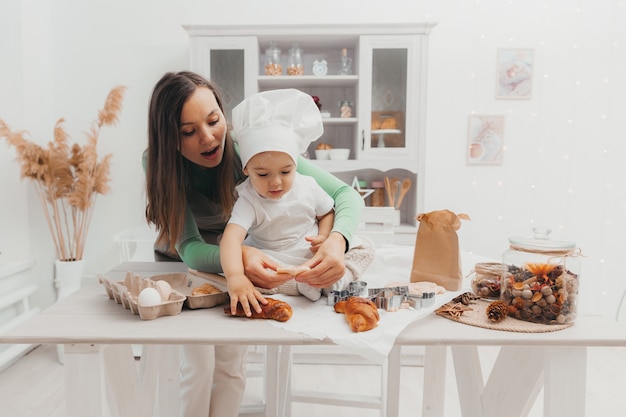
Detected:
left=266, top=245, right=493, bottom=362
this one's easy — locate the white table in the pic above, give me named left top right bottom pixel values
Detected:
left=2, top=261, right=625, bottom=417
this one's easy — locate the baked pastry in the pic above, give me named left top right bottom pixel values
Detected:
left=224, top=297, right=293, bottom=322
left=191, top=283, right=222, bottom=296
left=380, top=117, right=398, bottom=129
left=334, top=296, right=379, bottom=332
left=316, top=143, right=332, bottom=150
left=276, top=265, right=310, bottom=276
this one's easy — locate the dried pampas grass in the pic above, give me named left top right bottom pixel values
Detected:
left=1, top=86, right=127, bottom=261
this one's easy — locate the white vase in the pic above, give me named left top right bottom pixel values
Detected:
left=54, top=259, right=86, bottom=301
left=54, top=259, right=85, bottom=365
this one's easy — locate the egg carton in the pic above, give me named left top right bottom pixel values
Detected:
left=149, top=272, right=229, bottom=309
left=99, top=271, right=229, bottom=318
left=99, top=272, right=186, bottom=320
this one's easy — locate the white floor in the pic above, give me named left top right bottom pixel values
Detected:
left=1, top=343, right=626, bottom=416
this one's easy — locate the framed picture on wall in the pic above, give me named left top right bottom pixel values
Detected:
left=495, top=48, right=533, bottom=99
left=467, top=115, right=505, bottom=165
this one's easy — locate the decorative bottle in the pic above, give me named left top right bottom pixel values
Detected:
left=339, top=48, right=352, bottom=75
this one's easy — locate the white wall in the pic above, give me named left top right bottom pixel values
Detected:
left=0, top=1, right=29, bottom=258
left=1, top=0, right=624, bottom=317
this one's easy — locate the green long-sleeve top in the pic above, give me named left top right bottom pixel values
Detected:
left=144, top=150, right=364, bottom=273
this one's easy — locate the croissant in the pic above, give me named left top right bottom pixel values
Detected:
left=334, top=296, right=379, bottom=332
left=224, top=297, right=293, bottom=322
left=191, top=283, right=222, bottom=296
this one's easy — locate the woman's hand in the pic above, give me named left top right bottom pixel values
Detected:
left=296, top=232, right=346, bottom=288
left=241, top=245, right=293, bottom=289
left=226, top=274, right=267, bottom=317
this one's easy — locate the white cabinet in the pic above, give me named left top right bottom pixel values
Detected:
left=185, top=23, right=435, bottom=237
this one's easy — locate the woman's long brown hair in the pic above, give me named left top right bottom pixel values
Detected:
left=145, top=71, right=238, bottom=250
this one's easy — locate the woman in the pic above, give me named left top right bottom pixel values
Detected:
left=144, top=71, right=365, bottom=417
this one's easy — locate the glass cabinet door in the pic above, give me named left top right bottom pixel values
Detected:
left=208, top=49, right=245, bottom=120
left=358, top=35, right=420, bottom=159
left=188, top=36, right=258, bottom=120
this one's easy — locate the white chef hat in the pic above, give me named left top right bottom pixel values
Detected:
left=231, top=88, right=323, bottom=168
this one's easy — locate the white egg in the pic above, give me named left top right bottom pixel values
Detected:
left=155, top=280, right=172, bottom=301
left=138, top=287, right=162, bottom=306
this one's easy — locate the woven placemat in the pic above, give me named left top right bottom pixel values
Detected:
left=436, top=299, right=573, bottom=333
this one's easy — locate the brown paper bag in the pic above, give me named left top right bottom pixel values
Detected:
left=410, top=210, right=470, bottom=291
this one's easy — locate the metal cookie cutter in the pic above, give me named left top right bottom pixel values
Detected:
left=327, top=289, right=350, bottom=306
left=368, top=286, right=409, bottom=311
left=406, top=291, right=436, bottom=309
left=328, top=281, right=367, bottom=306
left=348, top=280, right=368, bottom=297
left=420, top=291, right=436, bottom=308
left=327, top=281, right=368, bottom=306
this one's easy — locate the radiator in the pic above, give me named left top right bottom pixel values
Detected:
left=0, top=259, right=38, bottom=371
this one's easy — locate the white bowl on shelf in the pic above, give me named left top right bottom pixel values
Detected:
left=329, top=148, right=350, bottom=160
left=315, top=149, right=331, bottom=160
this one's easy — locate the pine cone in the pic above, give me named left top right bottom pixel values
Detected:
left=486, top=300, right=508, bottom=323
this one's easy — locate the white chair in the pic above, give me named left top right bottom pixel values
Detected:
left=282, top=344, right=424, bottom=417
left=240, top=345, right=291, bottom=417
left=113, top=226, right=159, bottom=263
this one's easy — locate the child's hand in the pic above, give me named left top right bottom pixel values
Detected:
left=305, top=234, right=328, bottom=254
left=226, top=274, right=267, bottom=317
left=276, top=264, right=311, bottom=277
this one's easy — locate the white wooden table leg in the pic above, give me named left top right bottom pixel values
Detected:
left=277, top=345, right=291, bottom=417
left=64, top=343, right=103, bottom=417
left=265, top=345, right=280, bottom=417
left=543, top=347, right=586, bottom=417
left=482, top=346, right=543, bottom=417
left=422, top=346, right=447, bottom=417
left=451, top=345, right=485, bottom=417
left=385, top=345, right=401, bottom=417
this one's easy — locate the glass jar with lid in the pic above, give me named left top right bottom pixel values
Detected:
left=264, top=41, right=282, bottom=76
left=338, top=100, right=353, bottom=118
left=469, top=262, right=503, bottom=299
left=287, top=42, right=304, bottom=76
left=500, top=228, right=580, bottom=325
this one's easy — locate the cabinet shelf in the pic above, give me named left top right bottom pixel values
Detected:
left=311, top=159, right=418, bottom=174
left=322, top=117, right=357, bottom=125
left=258, top=75, right=358, bottom=89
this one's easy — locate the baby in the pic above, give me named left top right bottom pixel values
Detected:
left=220, top=88, right=352, bottom=304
